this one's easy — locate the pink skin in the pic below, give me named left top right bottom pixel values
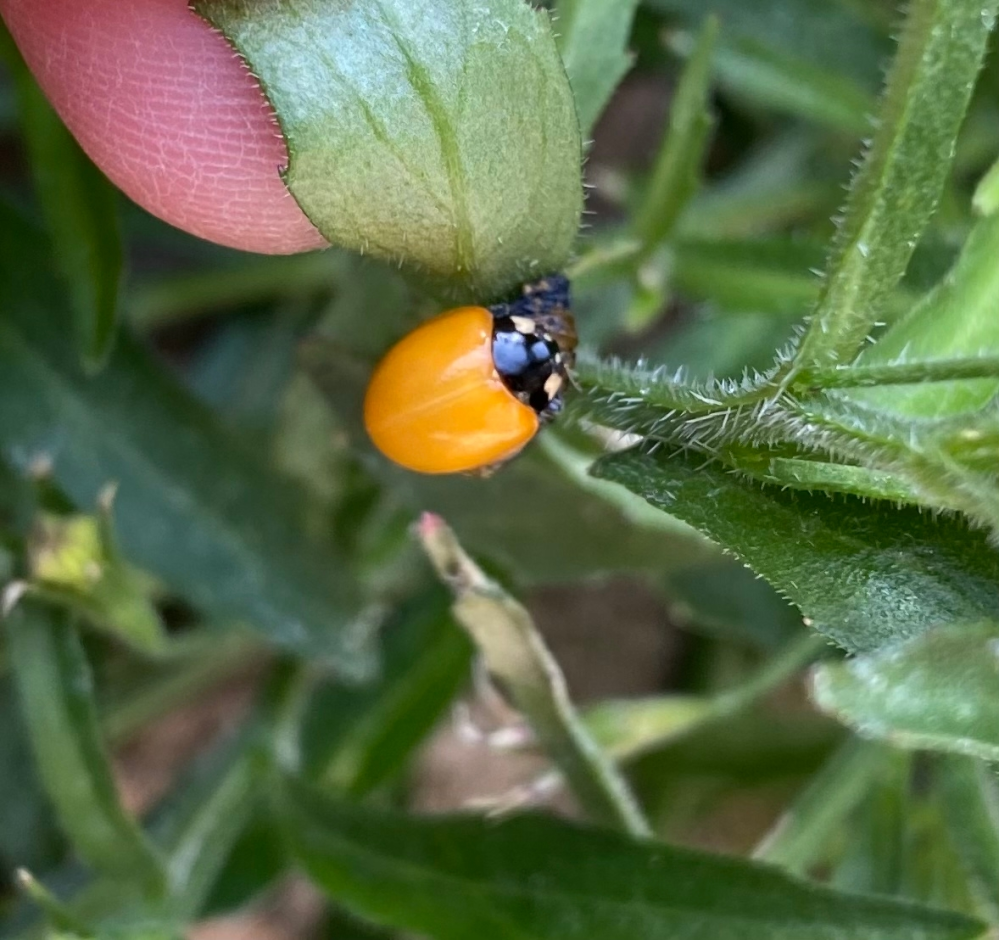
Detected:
left=0, top=0, right=327, bottom=254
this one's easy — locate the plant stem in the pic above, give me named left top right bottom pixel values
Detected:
left=709, top=631, right=828, bottom=720
left=801, top=356, right=999, bottom=390
left=418, top=513, right=651, bottom=838
left=633, top=17, right=718, bottom=255
left=793, top=0, right=998, bottom=366
left=574, top=352, right=790, bottom=417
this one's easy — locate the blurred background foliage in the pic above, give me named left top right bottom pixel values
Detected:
left=0, top=0, right=997, bottom=937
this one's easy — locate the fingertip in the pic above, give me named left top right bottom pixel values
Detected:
left=0, top=0, right=327, bottom=254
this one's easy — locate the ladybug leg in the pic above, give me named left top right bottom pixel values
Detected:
left=466, top=461, right=505, bottom=479
left=538, top=397, right=564, bottom=426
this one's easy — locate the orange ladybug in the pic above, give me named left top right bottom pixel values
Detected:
left=363, top=275, right=576, bottom=475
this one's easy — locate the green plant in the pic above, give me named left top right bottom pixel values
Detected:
left=0, top=0, right=998, bottom=937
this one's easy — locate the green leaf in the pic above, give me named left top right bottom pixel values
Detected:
left=649, top=0, right=881, bottom=133
left=554, top=0, right=641, bottom=138
left=14, top=868, right=91, bottom=936
left=301, top=587, right=472, bottom=797
left=0, top=25, right=121, bottom=372
left=0, top=452, right=37, bottom=537
left=164, top=592, right=469, bottom=918
left=671, top=237, right=826, bottom=316
left=198, top=819, right=285, bottom=918
left=0, top=202, right=369, bottom=669
left=830, top=750, right=911, bottom=899
left=646, top=0, right=887, bottom=92
left=632, top=16, right=717, bottom=252
left=812, top=622, right=999, bottom=761
left=650, top=306, right=799, bottom=380
left=837, top=210, right=999, bottom=419
left=157, top=742, right=264, bottom=919
left=898, top=795, right=976, bottom=918
left=754, top=738, right=891, bottom=875
left=418, top=444, right=715, bottom=585
left=584, top=631, right=825, bottom=763
left=794, top=0, right=997, bottom=366
left=4, top=604, right=165, bottom=895
left=192, top=0, right=582, bottom=300
left=591, top=446, right=999, bottom=653
left=186, top=314, right=301, bottom=430
left=84, top=926, right=181, bottom=940
left=584, top=695, right=714, bottom=761
left=936, top=756, right=999, bottom=922
left=665, top=560, right=805, bottom=649
left=125, top=252, right=341, bottom=332
left=280, top=778, right=985, bottom=940
left=670, top=30, right=872, bottom=135
left=677, top=132, right=841, bottom=240
left=0, top=677, right=64, bottom=873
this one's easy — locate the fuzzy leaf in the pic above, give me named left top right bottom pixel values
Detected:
left=795, top=0, right=998, bottom=366
left=193, top=0, right=582, bottom=300
left=840, top=211, right=999, bottom=419
left=781, top=396, right=999, bottom=541
left=280, top=778, right=984, bottom=940
left=812, top=622, right=999, bottom=761
left=554, top=0, right=640, bottom=137
left=665, top=560, right=806, bottom=649
left=591, top=445, right=999, bottom=653
left=748, top=459, right=920, bottom=504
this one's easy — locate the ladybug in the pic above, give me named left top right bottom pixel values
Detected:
left=364, top=275, right=577, bottom=475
